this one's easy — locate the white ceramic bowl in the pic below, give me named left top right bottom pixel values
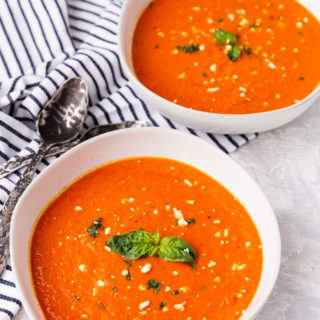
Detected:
left=10, top=127, right=280, bottom=319
left=119, top=0, right=320, bottom=134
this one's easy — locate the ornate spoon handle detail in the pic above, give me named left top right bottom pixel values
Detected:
left=0, top=144, right=49, bottom=275
left=0, top=121, right=148, bottom=179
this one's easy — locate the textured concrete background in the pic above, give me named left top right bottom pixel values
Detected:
left=15, top=100, right=320, bottom=319
left=231, top=100, right=320, bottom=320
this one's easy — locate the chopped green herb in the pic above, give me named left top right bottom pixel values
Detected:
left=202, top=72, right=208, bottom=77
left=172, top=290, right=179, bottom=295
left=227, top=45, right=241, bottom=62
left=124, top=259, right=132, bottom=266
left=148, top=1, right=153, bottom=8
left=176, top=44, right=200, bottom=54
left=218, top=18, right=224, bottom=23
left=107, top=230, right=197, bottom=268
left=243, top=46, right=252, bottom=55
left=124, top=259, right=132, bottom=280
left=155, top=44, right=159, bottom=49
left=187, top=218, right=196, bottom=224
left=249, top=23, right=257, bottom=28
left=270, top=16, right=275, bottom=20
left=213, top=29, right=237, bottom=45
left=98, top=302, right=105, bottom=309
left=147, top=279, right=162, bottom=295
left=299, top=31, right=304, bottom=36
left=86, top=217, right=105, bottom=238
left=74, top=296, right=80, bottom=301
left=213, top=29, right=241, bottom=62
left=159, top=301, right=167, bottom=309
left=299, top=77, right=305, bottom=80
left=112, top=286, right=118, bottom=292
left=201, top=285, right=206, bottom=290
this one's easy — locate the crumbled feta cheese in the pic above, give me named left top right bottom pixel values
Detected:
left=184, top=179, right=193, bottom=187
left=78, top=264, right=86, bottom=272
left=122, top=270, right=129, bottom=276
left=207, top=87, right=219, bottom=92
left=97, top=280, right=105, bottom=287
left=228, top=13, right=235, bottom=21
left=210, top=64, right=217, bottom=72
left=141, top=263, right=152, bottom=274
left=208, top=260, right=216, bottom=268
left=139, top=301, right=150, bottom=310
left=174, top=301, right=187, bottom=311
left=232, top=263, right=246, bottom=271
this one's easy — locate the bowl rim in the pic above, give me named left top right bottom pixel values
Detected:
left=10, top=127, right=281, bottom=320
left=118, top=0, right=320, bottom=118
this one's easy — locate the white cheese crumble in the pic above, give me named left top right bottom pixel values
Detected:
left=207, top=87, right=220, bottom=92
left=228, top=13, right=235, bottom=21
left=78, top=264, right=86, bottom=272
left=173, top=208, right=188, bottom=226
left=208, top=260, right=216, bottom=268
left=122, top=270, right=129, bottom=276
left=268, top=62, right=276, bottom=69
left=97, top=280, right=105, bottom=287
left=174, top=301, right=186, bottom=311
left=139, top=301, right=150, bottom=310
left=232, top=263, right=246, bottom=271
left=141, top=263, right=152, bottom=274
left=210, top=64, right=217, bottom=72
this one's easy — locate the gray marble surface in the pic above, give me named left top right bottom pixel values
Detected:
left=15, top=100, right=320, bottom=319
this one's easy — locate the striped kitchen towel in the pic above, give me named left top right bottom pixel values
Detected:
left=0, top=0, right=258, bottom=318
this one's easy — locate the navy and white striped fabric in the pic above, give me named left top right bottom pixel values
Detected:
left=0, top=0, right=257, bottom=318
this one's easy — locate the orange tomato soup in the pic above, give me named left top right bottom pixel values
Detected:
left=132, top=0, right=320, bottom=114
left=31, top=157, right=262, bottom=319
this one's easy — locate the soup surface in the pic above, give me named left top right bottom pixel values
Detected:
left=31, top=157, right=262, bottom=319
left=132, top=0, right=320, bottom=114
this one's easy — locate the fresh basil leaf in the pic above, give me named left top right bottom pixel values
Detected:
left=157, top=237, right=197, bottom=264
left=213, top=29, right=237, bottom=45
left=107, top=230, right=158, bottom=259
left=107, top=230, right=197, bottom=268
left=227, top=45, right=241, bottom=61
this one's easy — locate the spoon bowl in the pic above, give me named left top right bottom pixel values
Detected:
left=37, top=77, right=88, bottom=144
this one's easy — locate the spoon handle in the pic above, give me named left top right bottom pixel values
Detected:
left=0, top=143, right=75, bottom=180
left=0, top=121, right=149, bottom=179
left=0, top=144, right=49, bottom=276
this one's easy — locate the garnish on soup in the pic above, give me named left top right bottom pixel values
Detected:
left=107, top=229, right=197, bottom=268
left=86, top=217, right=105, bottom=238
left=31, top=157, right=263, bottom=320
left=132, top=0, right=320, bottom=114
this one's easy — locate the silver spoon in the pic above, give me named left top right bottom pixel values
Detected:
left=0, top=121, right=149, bottom=179
left=0, top=77, right=88, bottom=276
